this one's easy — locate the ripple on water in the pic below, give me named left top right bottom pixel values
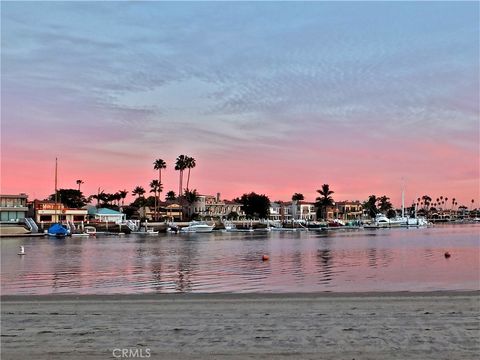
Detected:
left=1, top=225, right=479, bottom=294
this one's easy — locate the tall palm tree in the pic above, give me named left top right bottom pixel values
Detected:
left=175, top=155, right=188, bottom=197
left=132, top=186, right=146, bottom=199
left=315, top=184, right=334, bottom=220
left=153, top=159, right=167, bottom=219
left=149, top=180, right=162, bottom=221
left=471, top=199, right=475, bottom=211
left=76, top=179, right=84, bottom=192
left=451, top=198, right=456, bottom=210
left=185, top=156, right=196, bottom=191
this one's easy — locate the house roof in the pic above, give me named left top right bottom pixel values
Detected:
left=90, top=207, right=124, bottom=216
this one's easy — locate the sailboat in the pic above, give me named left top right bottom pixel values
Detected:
left=48, top=158, right=70, bottom=238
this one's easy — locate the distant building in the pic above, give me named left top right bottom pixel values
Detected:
left=185, top=193, right=244, bottom=219
left=269, top=201, right=316, bottom=221
left=0, top=193, right=29, bottom=222
left=335, top=201, right=363, bottom=220
left=33, top=200, right=87, bottom=223
left=88, top=207, right=125, bottom=222
left=138, top=203, right=183, bottom=221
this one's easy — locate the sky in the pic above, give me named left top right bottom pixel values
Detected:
left=1, top=2, right=479, bottom=207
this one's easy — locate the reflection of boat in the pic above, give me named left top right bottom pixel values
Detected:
left=181, top=221, right=214, bottom=233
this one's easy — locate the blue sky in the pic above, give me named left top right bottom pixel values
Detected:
left=1, top=1, right=479, bottom=204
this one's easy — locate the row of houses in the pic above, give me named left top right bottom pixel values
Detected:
left=8, top=193, right=475, bottom=224
left=2, top=193, right=363, bottom=223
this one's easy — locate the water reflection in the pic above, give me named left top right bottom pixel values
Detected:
left=1, top=225, right=479, bottom=294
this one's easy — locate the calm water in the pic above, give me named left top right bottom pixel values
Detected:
left=1, top=225, right=479, bottom=295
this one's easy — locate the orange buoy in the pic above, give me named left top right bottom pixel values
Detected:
left=444, top=252, right=451, bottom=258
left=262, top=255, right=269, bottom=261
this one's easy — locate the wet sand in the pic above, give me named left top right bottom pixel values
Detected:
left=1, top=292, right=479, bottom=359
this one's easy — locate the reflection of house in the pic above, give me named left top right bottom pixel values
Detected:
left=0, top=194, right=29, bottom=221
left=88, top=207, right=125, bottom=222
left=34, top=200, right=87, bottom=223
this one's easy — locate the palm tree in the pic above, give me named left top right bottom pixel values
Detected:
left=292, top=193, right=304, bottom=201
left=149, top=180, right=162, bottom=221
left=165, top=191, right=176, bottom=201
left=118, top=190, right=128, bottom=206
left=185, top=156, right=196, bottom=191
left=184, top=189, right=199, bottom=204
left=315, top=184, right=334, bottom=220
left=363, top=195, right=378, bottom=218
left=76, top=179, right=84, bottom=192
left=175, top=155, right=188, bottom=197
left=132, top=186, right=146, bottom=199
left=184, top=189, right=200, bottom=219
left=471, top=199, right=475, bottom=211
left=421, top=195, right=432, bottom=210
left=153, top=159, right=167, bottom=219
left=451, top=198, right=456, bottom=210
left=377, top=195, right=393, bottom=214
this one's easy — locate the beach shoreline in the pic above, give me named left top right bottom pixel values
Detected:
left=2, top=291, right=479, bottom=359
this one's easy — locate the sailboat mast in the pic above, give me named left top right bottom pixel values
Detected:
left=55, top=157, right=58, bottom=222
left=401, top=178, right=405, bottom=218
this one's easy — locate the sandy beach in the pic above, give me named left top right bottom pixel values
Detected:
left=1, top=291, right=479, bottom=359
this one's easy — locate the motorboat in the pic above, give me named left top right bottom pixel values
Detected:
left=180, top=221, right=214, bottom=233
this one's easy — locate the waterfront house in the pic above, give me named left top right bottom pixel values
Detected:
left=33, top=199, right=87, bottom=223
left=137, top=202, right=183, bottom=221
left=185, top=193, right=244, bottom=219
left=0, top=193, right=28, bottom=222
left=88, top=207, right=125, bottom=222
left=335, top=201, right=363, bottom=220
left=269, top=201, right=316, bottom=221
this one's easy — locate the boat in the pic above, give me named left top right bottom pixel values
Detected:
left=131, top=227, right=159, bottom=235
left=71, top=226, right=97, bottom=237
left=85, top=226, right=97, bottom=236
left=223, top=221, right=237, bottom=231
left=48, top=223, right=69, bottom=238
left=180, top=221, right=214, bottom=233
left=48, top=158, right=69, bottom=238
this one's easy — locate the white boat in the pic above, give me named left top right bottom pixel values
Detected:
left=85, top=226, right=97, bottom=235
left=223, top=221, right=237, bottom=232
left=146, top=228, right=159, bottom=235
left=180, top=221, right=214, bottom=233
